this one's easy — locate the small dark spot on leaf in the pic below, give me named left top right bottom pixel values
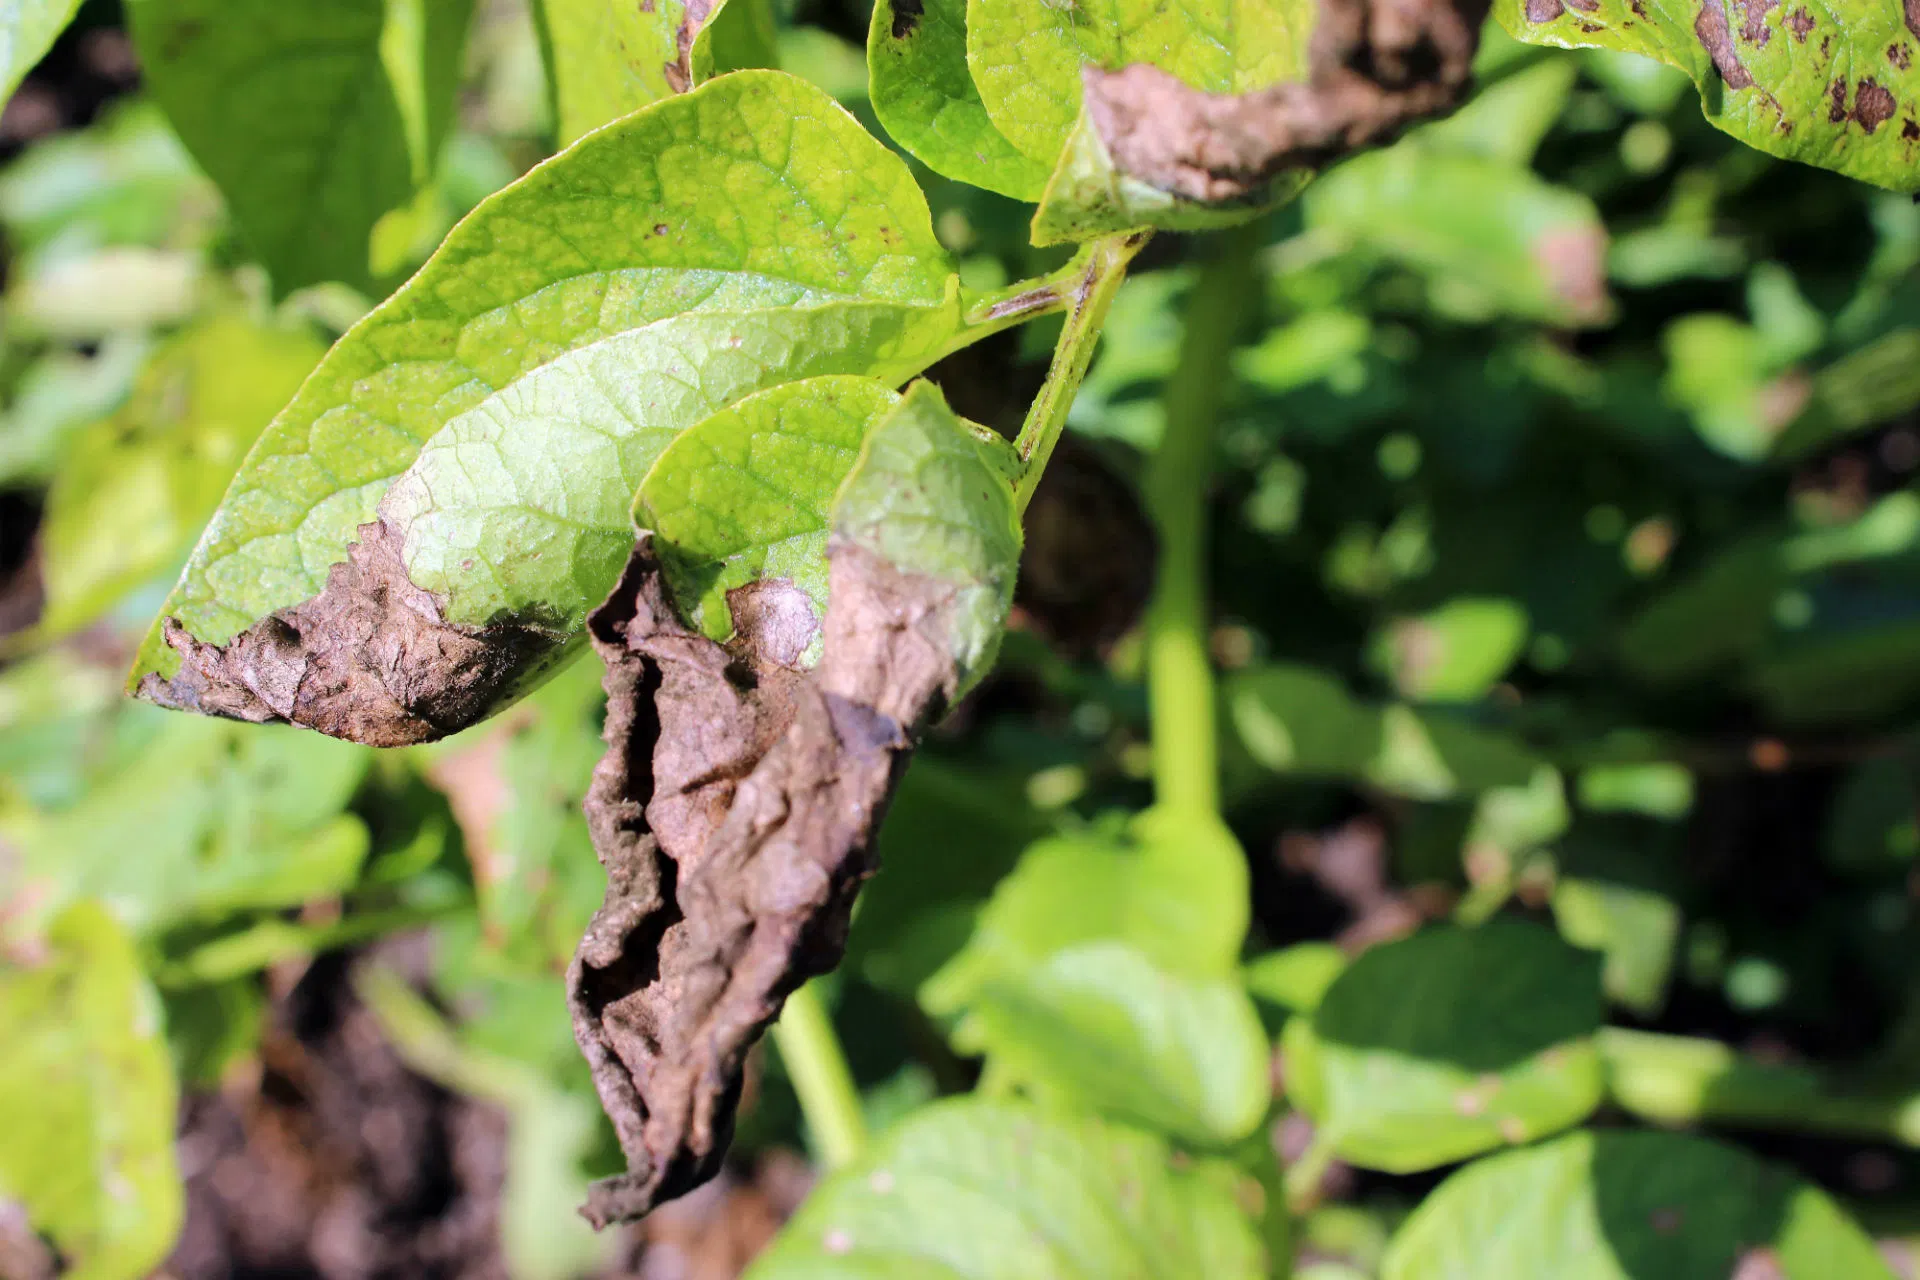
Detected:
left=1908, top=0, right=1920, bottom=41
left=1830, top=77, right=1850, bottom=123
left=889, top=0, right=924, bottom=40
left=1855, top=78, right=1898, bottom=132
left=640, top=0, right=654, bottom=11
left=1904, top=117, right=1920, bottom=139
left=1735, top=0, right=1776, bottom=45
left=1526, top=0, right=1566, bottom=21
left=1786, top=5, right=1812, bottom=38
left=1650, top=1207, right=1684, bottom=1235
left=1631, top=0, right=1649, bottom=16
left=652, top=224, right=668, bottom=236
left=1891, top=42, right=1913, bottom=69
left=1821, top=33, right=1832, bottom=57
left=1565, top=0, right=1599, bottom=12
left=1576, top=19, right=1603, bottom=30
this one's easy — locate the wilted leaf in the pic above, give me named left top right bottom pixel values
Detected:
left=1497, top=0, right=1920, bottom=194
left=568, top=381, right=1020, bottom=1224
left=1288, top=919, right=1606, bottom=1171
left=1383, top=1129, right=1893, bottom=1279
left=0, top=901, right=183, bottom=1280
left=746, top=1099, right=1267, bottom=1279
left=133, top=71, right=972, bottom=746
left=125, top=0, right=474, bottom=293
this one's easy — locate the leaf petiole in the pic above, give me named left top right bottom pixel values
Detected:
left=772, top=979, right=869, bottom=1169
left=1010, top=230, right=1152, bottom=513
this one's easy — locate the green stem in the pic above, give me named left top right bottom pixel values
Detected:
left=1144, top=222, right=1266, bottom=819
left=772, top=979, right=869, bottom=1169
left=1600, top=1027, right=1920, bottom=1146
left=1012, top=231, right=1151, bottom=513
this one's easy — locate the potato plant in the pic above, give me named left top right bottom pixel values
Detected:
left=2, top=0, right=1920, bottom=1276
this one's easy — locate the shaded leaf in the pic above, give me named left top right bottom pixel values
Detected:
left=0, top=901, right=183, bottom=1280
left=746, top=1099, right=1267, bottom=1279
left=125, top=0, right=475, bottom=293
left=1383, top=1129, right=1893, bottom=1279
left=1288, top=919, right=1606, bottom=1171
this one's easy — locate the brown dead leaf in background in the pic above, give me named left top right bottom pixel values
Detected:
left=568, top=535, right=971, bottom=1227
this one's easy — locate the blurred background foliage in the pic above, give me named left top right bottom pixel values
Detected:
left=5, top=0, right=1920, bottom=1276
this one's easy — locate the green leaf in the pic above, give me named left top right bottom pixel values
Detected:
left=1382, top=1129, right=1894, bottom=1279
left=924, top=809, right=1250, bottom=1016
left=1288, top=919, right=1606, bottom=1172
left=0, top=901, right=183, bottom=1280
left=0, top=0, right=82, bottom=104
left=1227, top=663, right=1540, bottom=799
left=1, top=715, right=371, bottom=936
left=532, top=0, right=681, bottom=144
left=639, top=377, right=902, bottom=646
left=844, top=758, right=1048, bottom=998
left=125, top=0, right=475, bottom=293
left=1496, top=0, right=1920, bottom=194
left=746, top=1098, right=1267, bottom=1279
left=36, top=313, right=324, bottom=639
left=964, top=940, right=1273, bottom=1146
left=868, top=0, right=1053, bottom=200
left=134, top=71, right=966, bottom=741
left=1553, top=874, right=1680, bottom=1016
left=1302, top=143, right=1612, bottom=327
left=1368, top=597, right=1530, bottom=703
left=1243, top=942, right=1348, bottom=1018
left=831, top=378, right=1024, bottom=694
left=533, top=0, right=776, bottom=146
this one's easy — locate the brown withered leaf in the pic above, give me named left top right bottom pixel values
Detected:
left=138, top=520, right=554, bottom=748
left=567, top=533, right=974, bottom=1227
left=1083, top=0, right=1490, bottom=203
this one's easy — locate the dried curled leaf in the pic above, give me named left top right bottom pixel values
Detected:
left=566, top=535, right=987, bottom=1225
left=1032, top=0, right=1492, bottom=241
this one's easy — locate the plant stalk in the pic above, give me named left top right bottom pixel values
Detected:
left=1012, top=231, right=1152, bottom=513
left=1144, top=222, right=1266, bottom=819
left=772, top=979, right=868, bottom=1169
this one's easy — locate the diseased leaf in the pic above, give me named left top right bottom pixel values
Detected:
left=568, top=384, right=1020, bottom=1223
left=868, top=0, right=1052, bottom=200
left=1382, top=1129, right=1894, bottom=1279
left=1497, top=0, right=1920, bottom=194
left=1288, top=919, right=1606, bottom=1171
left=964, top=940, right=1273, bottom=1146
left=0, top=0, right=82, bottom=104
left=0, top=902, right=183, bottom=1280
left=746, top=1099, right=1267, bottom=1280
left=968, top=0, right=1307, bottom=167
left=639, top=377, right=902, bottom=649
left=37, top=314, right=324, bottom=640
left=1011, top=0, right=1494, bottom=242
left=125, top=0, right=475, bottom=293
left=134, top=71, right=969, bottom=747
